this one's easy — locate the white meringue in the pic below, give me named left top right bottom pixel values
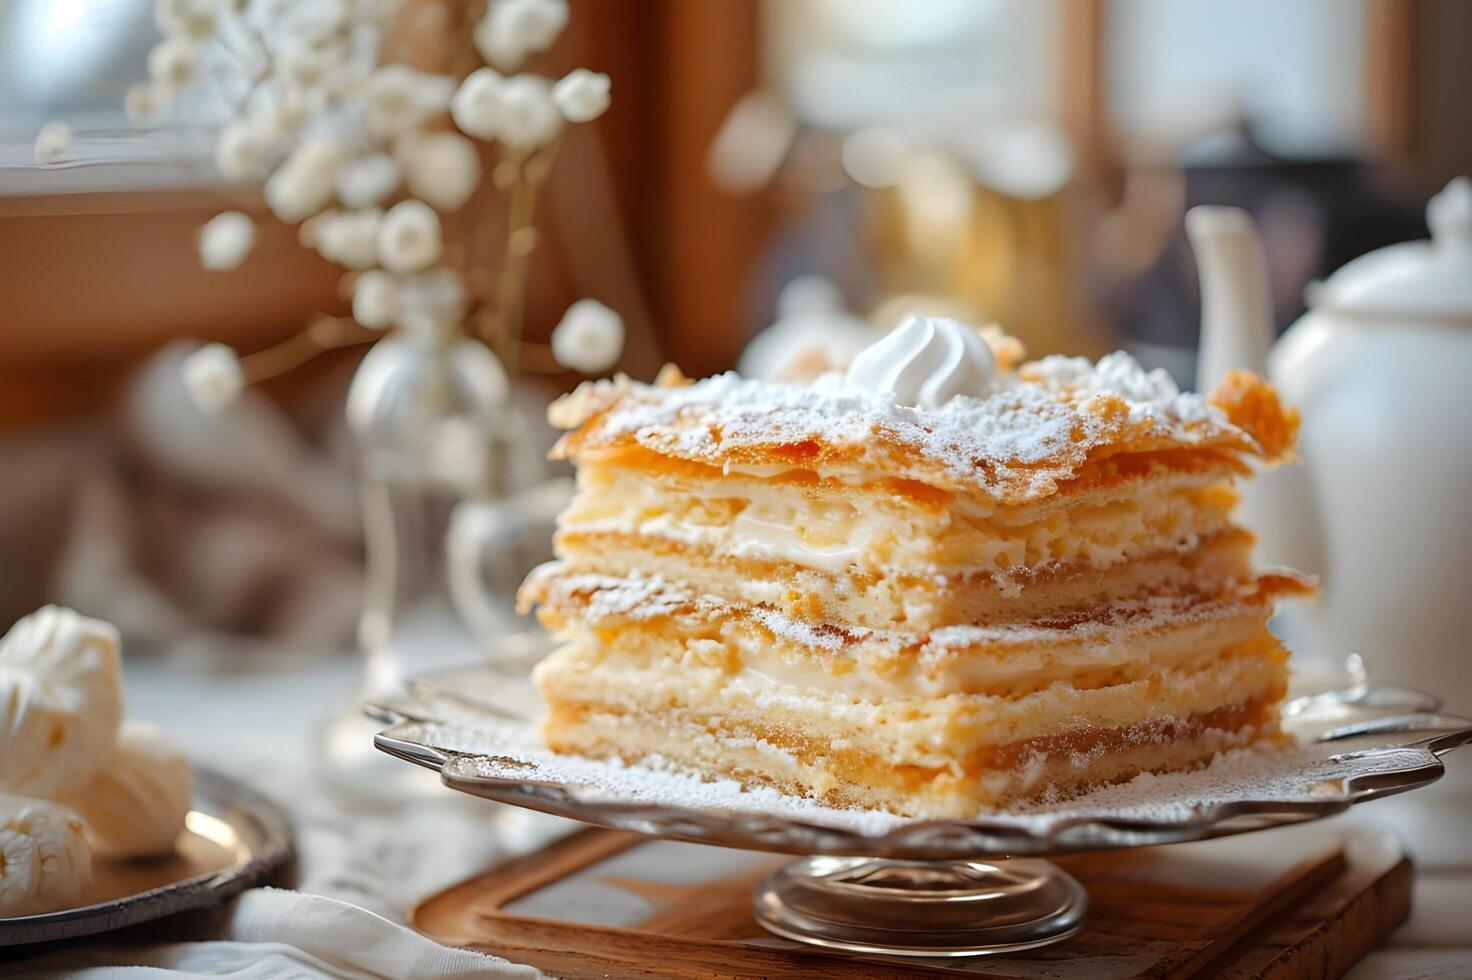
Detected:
left=0, top=795, right=91, bottom=917
left=60, top=721, right=192, bottom=859
left=0, top=607, right=122, bottom=798
left=843, top=315, right=996, bottom=409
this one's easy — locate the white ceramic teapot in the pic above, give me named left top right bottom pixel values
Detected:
left=1188, top=178, right=1472, bottom=702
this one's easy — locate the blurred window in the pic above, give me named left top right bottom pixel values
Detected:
left=0, top=0, right=151, bottom=127
left=1107, top=0, right=1369, bottom=157
left=764, top=0, right=1062, bottom=131
left=0, top=0, right=215, bottom=193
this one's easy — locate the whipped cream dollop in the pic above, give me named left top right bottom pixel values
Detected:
left=843, top=315, right=996, bottom=409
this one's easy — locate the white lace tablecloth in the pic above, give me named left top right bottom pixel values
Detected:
left=3, top=655, right=1469, bottom=979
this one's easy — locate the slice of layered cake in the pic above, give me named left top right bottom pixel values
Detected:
left=519, top=316, right=1311, bottom=818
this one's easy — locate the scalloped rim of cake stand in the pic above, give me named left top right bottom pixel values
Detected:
left=368, top=676, right=1471, bottom=957
left=366, top=680, right=1472, bottom=862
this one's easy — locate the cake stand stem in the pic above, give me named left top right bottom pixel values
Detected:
left=752, top=855, right=1087, bottom=957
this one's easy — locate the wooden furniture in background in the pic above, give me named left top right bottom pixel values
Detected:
left=1365, top=0, right=1423, bottom=162
left=0, top=189, right=345, bottom=430
left=558, top=0, right=774, bottom=379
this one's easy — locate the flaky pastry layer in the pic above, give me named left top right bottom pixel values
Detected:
left=539, top=692, right=1282, bottom=818
left=525, top=568, right=1295, bottom=700
left=560, top=457, right=1242, bottom=580
left=540, top=529, right=1265, bottom=632
left=548, top=368, right=1298, bottom=505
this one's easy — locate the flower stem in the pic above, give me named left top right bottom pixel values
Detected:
left=480, top=134, right=563, bottom=375
left=239, top=315, right=379, bottom=384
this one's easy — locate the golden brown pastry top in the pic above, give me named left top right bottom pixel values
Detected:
left=547, top=353, right=1299, bottom=504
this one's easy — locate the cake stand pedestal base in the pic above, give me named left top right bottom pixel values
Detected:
left=752, top=856, right=1086, bottom=956
left=412, top=821, right=1409, bottom=977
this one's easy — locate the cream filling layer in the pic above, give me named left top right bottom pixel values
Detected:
left=559, top=465, right=1240, bottom=576
left=535, top=641, right=1283, bottom=768
left=558, top=608, right=1271, bottom=701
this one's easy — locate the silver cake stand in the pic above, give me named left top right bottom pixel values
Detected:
left=367, top=661, right=1472, bottom=959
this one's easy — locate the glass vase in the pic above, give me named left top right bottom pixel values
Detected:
left=347, top=326, right=510, bottom=698
left=317, top=323, right=510, bottom=803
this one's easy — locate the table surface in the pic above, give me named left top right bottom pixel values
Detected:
left=124, top=655, right=1472, bottom=980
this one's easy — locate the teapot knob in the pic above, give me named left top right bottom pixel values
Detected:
left=1427, top=176, right=1472, bottom=249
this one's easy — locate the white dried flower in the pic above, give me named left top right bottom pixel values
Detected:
left=148, top=36, right=199, bottom=90
left=315, top=208, right=382, bottom=269
left=401, top=133, right=481, bottom=212
left=377, top=199, right=441, bottom=273
left=475, top=0, right=568, bottom=71
left=333, top=20, right=381, bottom=93
left=349, top=0, right=400, bottom=27
left=551, top=298, right=624, bottom=373
left=396, top=267, right=467, bottom=332
left=414, top=74, right=457, bottom=114
left=273, top=38, right=344, bottom=89
left=364, top=66, right=456, bottom=138
left=198, top=212, right=255, bottom=270
left=297, top=211, right=327, bottom=249
left=264, top=137, right=346, bottom=223
left=124, top=83, right=169, bottom=122
left=450, top=68, right=505, bottom=140
left=154, top=0, right=219, bottom=39
left=352, top=270, right=398, bottom=329
left=296, top=6, right=350, bottom=45
left=261, top=85, right=324, bottom=134
left=181, top=343, right=245, bottom=413
left=33, top=122, right=71, bottom=165
left=498, top=75, right=561, bottom=149
left=336, top=152, right=400, bottom=208
left=512, top=0, right=569, bottom=48
left=551, top=69, right=610, bottom=123
left=214, top=120, right=272, bottom=181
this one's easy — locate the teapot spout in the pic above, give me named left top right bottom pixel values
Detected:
left=1186, top=206, right=1274, bottom=385
left=1186, top=206, right=1325, bottom=633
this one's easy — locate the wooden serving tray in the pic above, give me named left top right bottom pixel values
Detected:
left=413, top=822, right=1409, bottom=978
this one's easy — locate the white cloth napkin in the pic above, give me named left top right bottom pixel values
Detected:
left=4, top=888, right=541, bottom=979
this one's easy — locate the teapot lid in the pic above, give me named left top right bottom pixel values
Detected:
left=1309, top=177, right=1472, bottom=321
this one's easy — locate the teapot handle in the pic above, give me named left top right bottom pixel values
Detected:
left=447, top=478, right=574, bottom=648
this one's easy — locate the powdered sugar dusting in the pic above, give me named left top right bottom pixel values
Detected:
left=748, top=606, right=854, bottom=652
left=1025, top=351, right=1225, bottom=425
left=530, top=568, right=1265, bottom=657
left=392, top=714, right=1448, bottom=837
left=562, top=352, right=1249, bottom=500
left=548, top=571, right=687, bottom=620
